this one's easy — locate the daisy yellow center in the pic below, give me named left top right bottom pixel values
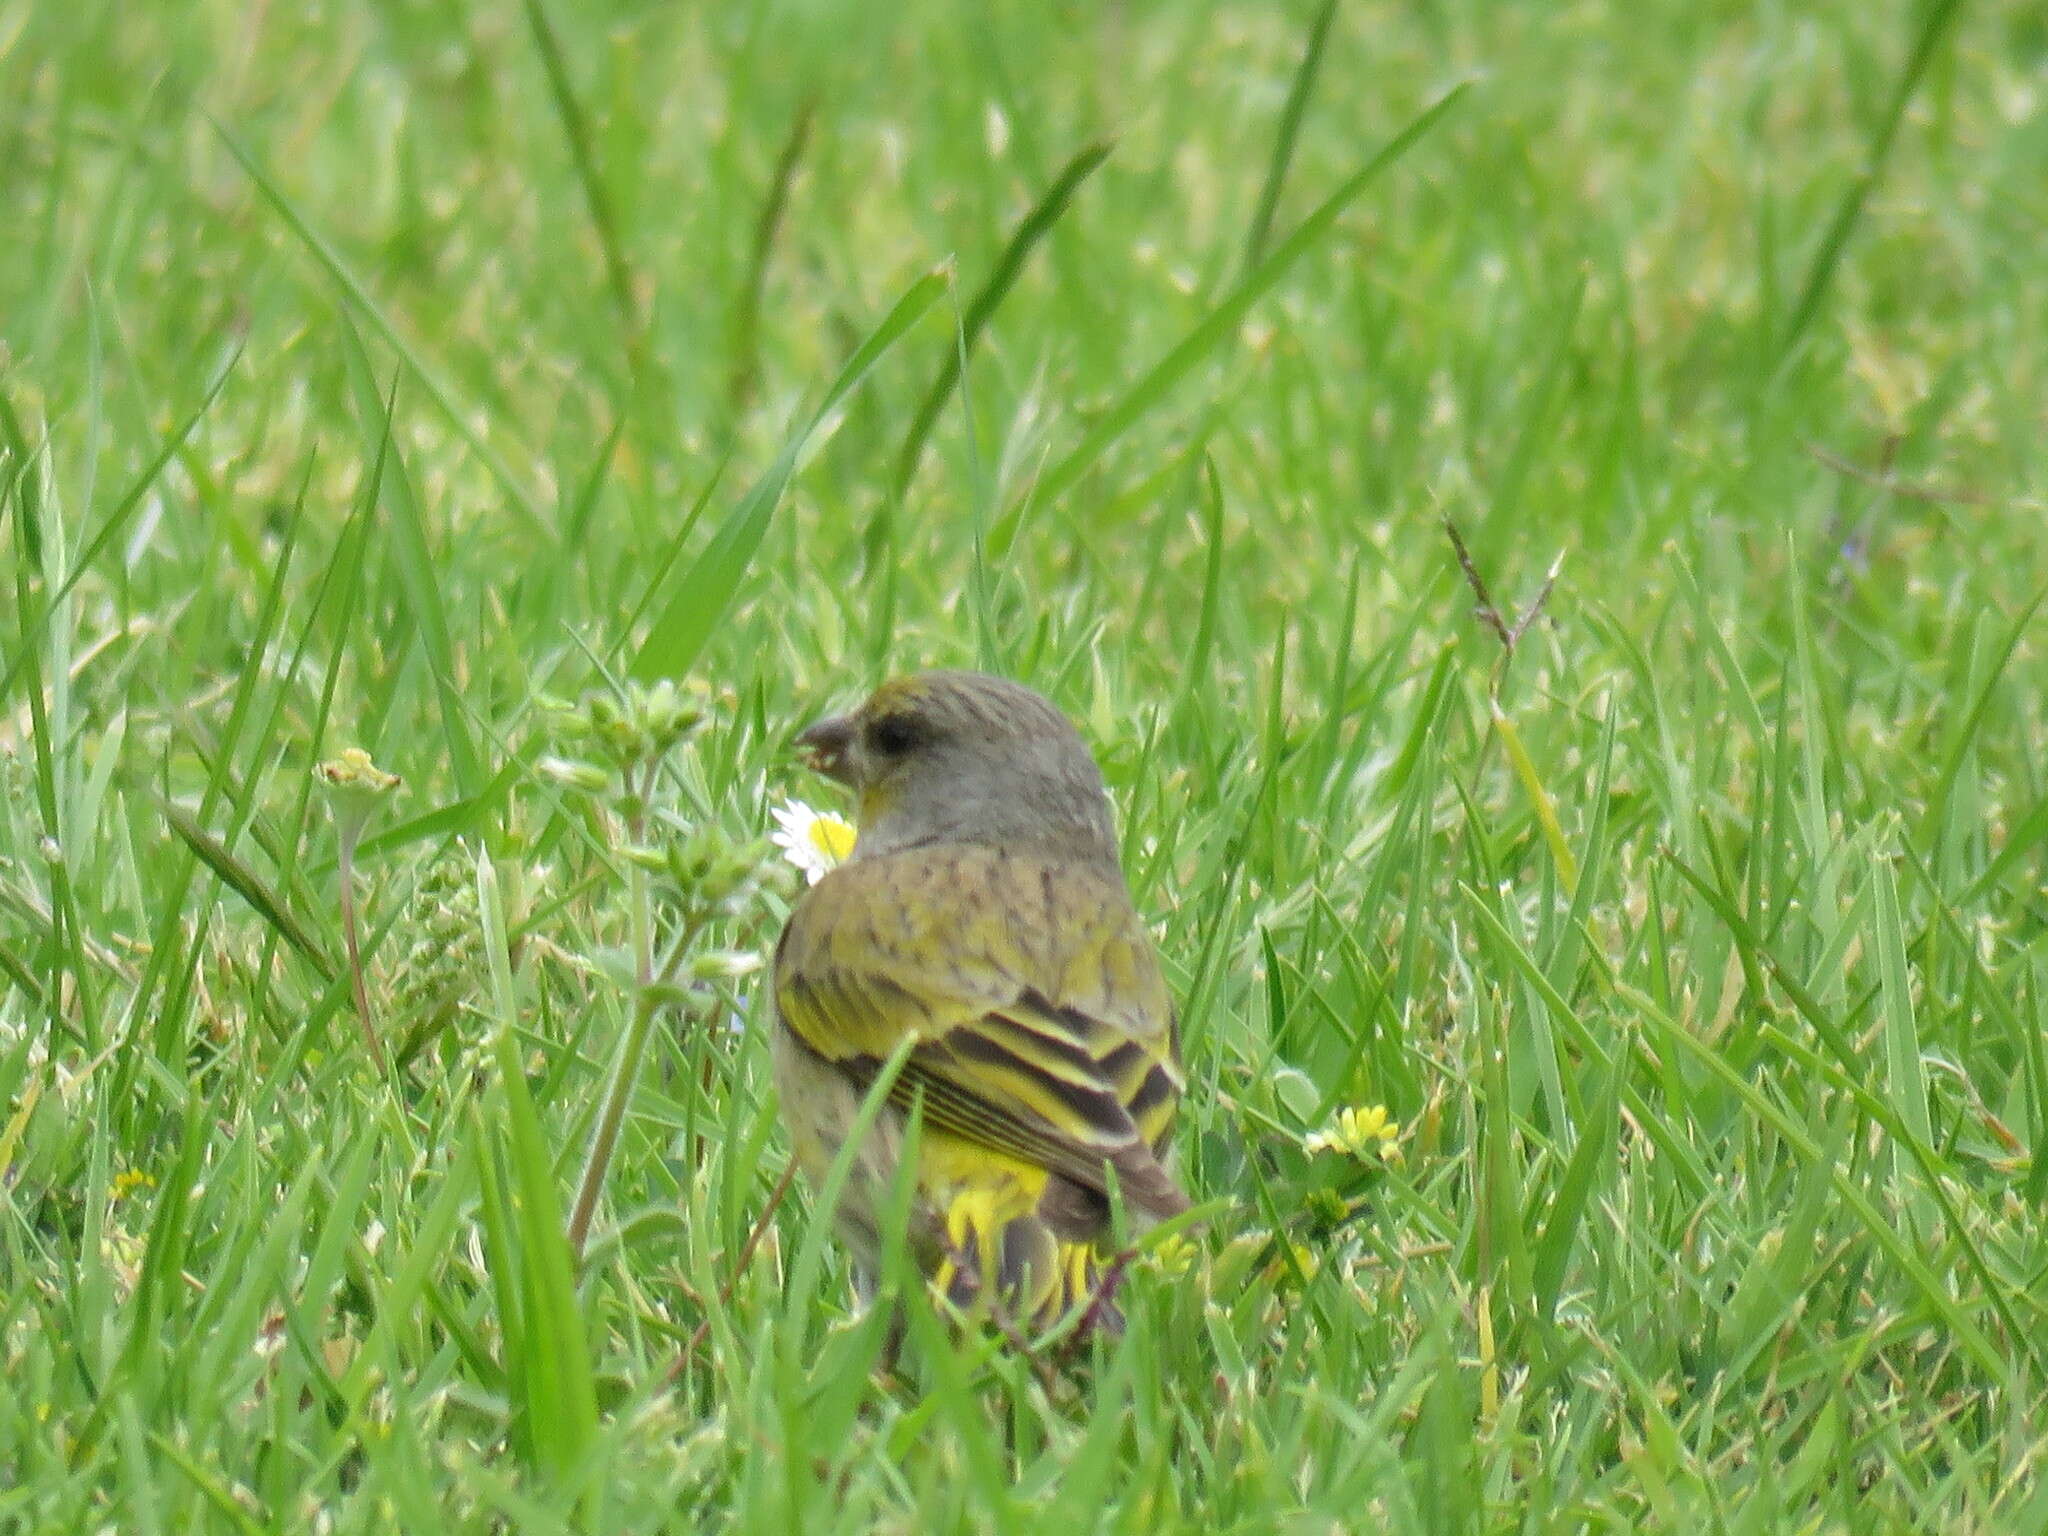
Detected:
left=808, top=816, right=857, bottom=862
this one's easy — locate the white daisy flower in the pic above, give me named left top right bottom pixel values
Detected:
left=770, top=798, right=857, bottom=885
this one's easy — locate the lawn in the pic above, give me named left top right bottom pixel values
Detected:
left=3, top=0, right=2045, bottom=1529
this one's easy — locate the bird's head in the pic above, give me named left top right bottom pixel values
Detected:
left=796, top=671, right=1120, bottom=870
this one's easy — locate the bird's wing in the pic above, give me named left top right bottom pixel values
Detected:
left=774, top=844, right=1189, bottom=1219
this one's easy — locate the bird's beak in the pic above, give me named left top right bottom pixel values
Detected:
left=796, top=715, right=858, bottom=785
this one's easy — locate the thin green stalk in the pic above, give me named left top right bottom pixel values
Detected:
left=334, top=828, right=386, bottom=1072
left=565, top=765, right=655, bottom=1259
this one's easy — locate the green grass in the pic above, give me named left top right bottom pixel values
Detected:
left=4, top=0, right=2047, bottom=1528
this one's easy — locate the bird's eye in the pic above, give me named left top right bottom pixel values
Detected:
left=866, top=714, right=922, bottom=757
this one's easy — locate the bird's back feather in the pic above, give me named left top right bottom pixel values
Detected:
left=774, top=843, right=1188, bottom=1224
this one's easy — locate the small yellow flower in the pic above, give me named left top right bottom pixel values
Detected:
left=315, top=747, right=401, bottom=798
left=1285, top=1240, right=1319, bottom=1281
left=316, top=747, right=403, bottom=850
left=1266, top=1239, right=1319, bottom=1288
left=109, top=1168, right=156, bottom=1201
left=1304, top=1104, right=1401, bottom=1161
left=1149, top=1231, right=1198, bottom=1280
left=770, top=799, right=857, bottom=885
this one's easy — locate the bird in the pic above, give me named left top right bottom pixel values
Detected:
left=771, top=670, right=1190, bottom=1333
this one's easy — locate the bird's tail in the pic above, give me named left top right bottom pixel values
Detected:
left=935, top=1194, right=1123, bottom=1335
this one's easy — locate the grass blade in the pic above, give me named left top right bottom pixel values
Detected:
left=997, top=82, right=1467, bottom=542
left=630, top=265, right=948, bottom=681
left=357, top=757, right=523, bottom=860
left=1243, top=0, right=1340, bottom=268
left=893, top=136, right=1114, bottom=495
left=1531, top=1061, right=1618, bottom=1319
left=1872, top=860, right=1931, bottom=1151
left=476, top=848, right=597, bottom=1481
left=0, top=344, right=239, bottom=704
left=729, top=97, right=817, bottom=415
left=1614, top=978, right=2008, bottom=1382
left=213, top=122, right=546, bottom=531
left=163, top=802, right=333, bottom=979
left=339, top=341, right=484, bottom=795
left=522, top=0, right=640, bottom=345
left=1775, top=0, right=1968, bottom=361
